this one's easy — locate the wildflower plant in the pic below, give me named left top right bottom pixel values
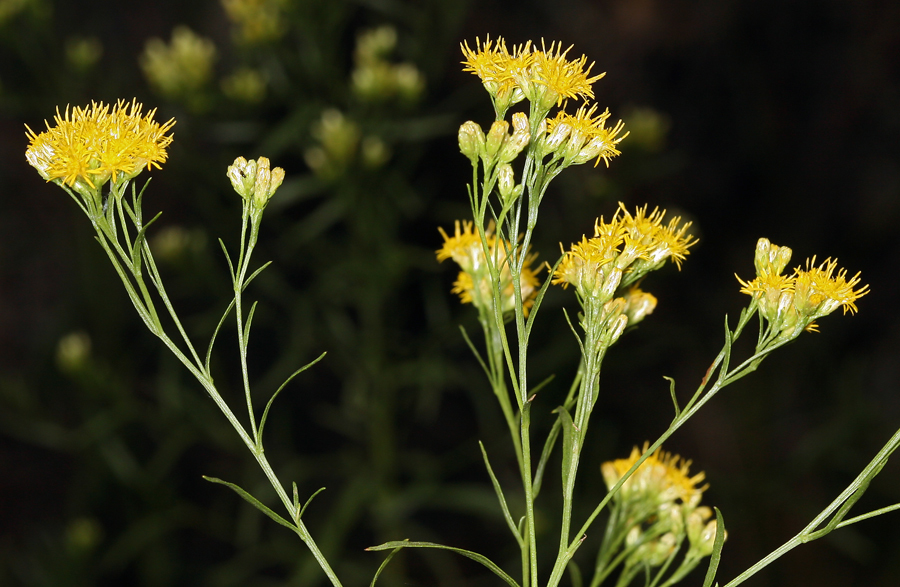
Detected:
left=24, top=35, right=900, bottom=587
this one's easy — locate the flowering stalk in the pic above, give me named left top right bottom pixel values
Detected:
left=26, top=101, right=341, bottom=587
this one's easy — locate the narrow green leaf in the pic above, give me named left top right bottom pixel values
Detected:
left=369, top=542, right=405, bottom=587
left=206, top=299, right=237, bottom=372
left=244, top=260, right=273, bottom=289
left=218, top=238, right=236, bottom=281
left=702, top=507, right=726, bottom=587
left=479, top=441, right=524, bottom=547
left=562, top=308, right=586, bottom=357
left=299, top=487, right=326, bottom=519
left=243, top=300, right=258, bottom=345
left=530, top=373, right=556, bottom=397
left=258, top=352, right=327, bottom=442
left=554, top=406, right=577, bottom=492
left=720, top=318, right=734, bottom=381
left=525, top=254, right=565, bottom=339
left=202, top=475, right=297, bottom=532
left=365, top=541, right=520, bottom=587
left=534, top=417, right=562, bottom=498
left=292, top=482, right=300, bottom=511
left=459, top=325, right=491, bottom=380
left=664, top=376, right=680, bottom=419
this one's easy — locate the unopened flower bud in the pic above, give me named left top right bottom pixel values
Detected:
left=496, top=164, right=516, bottom=202
left=600, top=267, right=623, bottom=301
left=252, top=157, right=284, bottom=206
left=623, top=287, right=657, bottom=325
left=485, top=120, right=509, bottom=161
left=227, top=156, right=257, bottom=199
left=542, top=121, right=571, bottom=156
left=458, top=121, right=485, bottom=164
left=498, top=128, right=530, bottom=163
left=754, top=238, right=792, bottom=276
left=607, top=313, right=628, bottom=344
left=511, top=111, right=528, bottom=133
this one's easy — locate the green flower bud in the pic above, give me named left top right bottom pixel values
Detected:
left=484, top=120, right=509, bottom=161
left=458, top=121, right=485, bottom=164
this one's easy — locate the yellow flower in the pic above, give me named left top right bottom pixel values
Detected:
left=461, top=36, right=531, bottom=106
left=793, top=257, right=869, bottom=318
left=551, top=233, right=622, bottom=300
left=528, top=40, right=605, bottom=108
left=737, top=240, right=868, bottom=336
left=545, top=102, right=627, bottom=166
left=25, top=99, right=175, bottom=190
left=552, top=203, right=696, bottom=299
left=436, top=220, right=485, bottom=274
left=602, top=442, right=707, bottom=508
left=437, top=221, right=541, bottom=315
left=461, top=37, right=604, bottom=113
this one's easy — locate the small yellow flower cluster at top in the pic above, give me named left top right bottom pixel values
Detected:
left=552, top=203, right=697, bottom=302
left=736, top=238, right=868, bottom=339
left=25, top=99, right=175, bottom=194
left=460, top=36, right=627, bottom=168
left=602, top=443, right=722, bottom=565
left=436, top=220, right=541, bottom=317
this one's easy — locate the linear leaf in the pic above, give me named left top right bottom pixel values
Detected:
left=258, top=352, right=327, bottom=442
left=203, top=475, right=296, bottom=532
left=702, top=507, right=726, bottom=587
left=479, top=441, right=524, bottom=547
left=365, top=541, right=520, bottom=587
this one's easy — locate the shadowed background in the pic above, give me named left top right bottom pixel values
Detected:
left=1, top=0, right=899, bottom=585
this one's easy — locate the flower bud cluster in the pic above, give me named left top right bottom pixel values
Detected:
left=227, top=156, right=285, bottom=210
left=458, top=112, right=531, bottom=168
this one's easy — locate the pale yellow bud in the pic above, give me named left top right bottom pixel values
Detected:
left=754, top=238, right=792, bottom=276
left=458, top=121, right=485, bottom=163
left=496, top=164, right=516, bottom=202
left=485, top=120, right=509, bottom=161
left=227, top=156, right=257, bottom=199
left=542, top=122, right=571, bottom=156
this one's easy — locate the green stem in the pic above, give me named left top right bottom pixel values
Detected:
left=722, top=424, right=900, bottom=587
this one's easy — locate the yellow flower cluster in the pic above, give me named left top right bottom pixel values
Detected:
left=552, top=203, right=697, bottom=301
left=460, top=36, right=627, bottom=168
left=436, top=220, right=541, bottom=316
left=462, top=36, right=603, bottom=111
left=603, top=443, right=707, bottom=508
left=603, top=443, right=721, bottom=565
left=25, top=99, right=175, bottom=192
left=544, top=103, right=628, bottom=167
left=737, top=238, right=868, bottom=337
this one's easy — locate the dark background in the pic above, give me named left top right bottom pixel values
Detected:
left=1, top=0, right=899, bottom=585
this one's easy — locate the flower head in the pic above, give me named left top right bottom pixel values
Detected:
left=461, top=37, right=605, bottom=115
left=602, top=442, right=708, bottom=509
left=25, top=99, right=175, bottom=192
left=528, top=40, right=605, bottom=109
left=793, top=257, right=869, bottom=318
left=737, top=239, right=868, bottom=337
left=437, top=221, right=541, bottom=316
left=461, top=36, right=531, bottom=112
left=552, top=203, right=696, bottom=300
left=545, top=103, right=627, bottom=167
